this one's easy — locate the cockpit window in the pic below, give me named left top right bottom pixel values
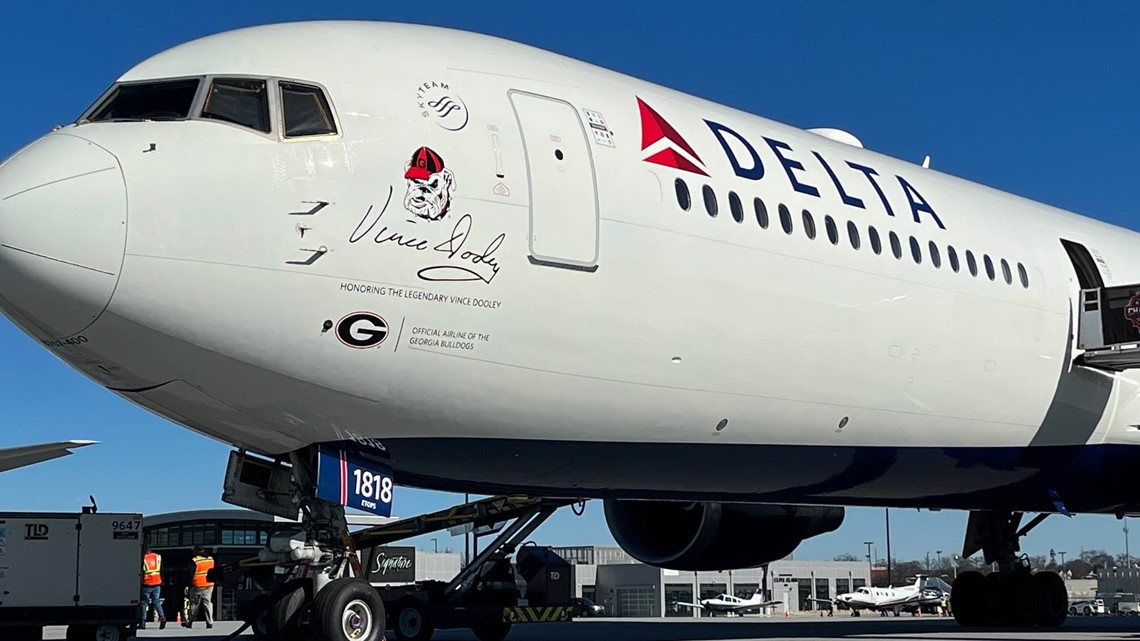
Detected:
left=201, top=78, right=270, bottom=132
left=280, top=82, right=337, bottom=137
left=87, top=79, right=201, bottom=122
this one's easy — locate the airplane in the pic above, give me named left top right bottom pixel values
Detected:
left=675, top=590, right=781, bottom=616
left=812, top=576, right=951, bottom=616
left=0, top=18, right=1132, bottom=636
left=0, top=440, right=96, bottom=473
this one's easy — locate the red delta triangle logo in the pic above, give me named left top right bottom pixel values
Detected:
left=637, top=98, right=708, bottom=176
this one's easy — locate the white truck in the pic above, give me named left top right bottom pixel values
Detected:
left=0, top=512, right=143, bottom=641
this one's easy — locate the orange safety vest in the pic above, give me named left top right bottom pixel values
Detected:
left=142, top=552, right=162, bottom=586
left=191, top=555, right=214, bottom=588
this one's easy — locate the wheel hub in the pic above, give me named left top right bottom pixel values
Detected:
left=342, top=598, right=374, bottom=639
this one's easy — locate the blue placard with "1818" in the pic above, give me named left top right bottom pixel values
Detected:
left=316, top=443, right=395, bottom=517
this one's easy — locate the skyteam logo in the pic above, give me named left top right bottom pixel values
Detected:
left=637, top=98, right=708, bottom=176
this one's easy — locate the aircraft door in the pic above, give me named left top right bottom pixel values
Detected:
left=509, top=91, right=599, bottom=271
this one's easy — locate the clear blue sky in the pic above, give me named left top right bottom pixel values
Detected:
left=2, top=1, right=1139, bottom=563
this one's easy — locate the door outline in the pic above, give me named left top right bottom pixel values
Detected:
left=508, top=89, right=600, bottom=272
left=1060, top=238, right=1104, bottom=289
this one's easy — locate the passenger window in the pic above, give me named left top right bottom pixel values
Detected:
left=729, top=191, right=744, bottom=223
left=87, top=78, right=201, bottom=122
left=847, top=221, right=860, bottom=250
left=868, top=226, right=882, bottom=255
left=280, top=82, right=337, bottom=137
left=928, top=241, right=941, bottom=269
left=675, top=179, right=691, bottom=211
left=889, top=232, right=902, bottom=259
left=825, top=216, right=839, bottom=245
left=966, top=251, right=978, bottom=276
left=779, top=204, right=793, bottom=235
left=201, top=78, right=270, bottom=132
left=947, top=246, right=960, bottom=272
left=1018, top=263, right=1030, bottom=288
left=754, top=198, right=769, bottom=229
left=984, top=255, right=996, bottom=281
left=802, top=210, right=817, bottom=240
left=702, top=185, right=718, bottom=218
left=909, top=236, right=922, bottom=264
left=1001, top=259, right=1012, bottom=284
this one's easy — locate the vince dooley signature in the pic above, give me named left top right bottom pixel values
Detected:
left=349, top=187, right=503, bottom=284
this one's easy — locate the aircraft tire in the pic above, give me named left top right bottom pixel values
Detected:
left=266, top=578, right=313, bottom=641
left=1033, top=571, right=1067, bottom=627
left=951, top=571, right=988, bottom=626
left=310, top=577, right=385, bottom=641
left=996, top=570, right=1039, bottom=627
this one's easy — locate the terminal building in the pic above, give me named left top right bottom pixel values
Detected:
left=551, top=545, right=871, bottom=617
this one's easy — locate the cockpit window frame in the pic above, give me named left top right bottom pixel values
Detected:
left=274, top=78, right=342, bottom=141
left=77, top=74, right=342, bottom=142
left=193, top=74, right=280, bottom=140
left=77, top=75, right=207, bottom=124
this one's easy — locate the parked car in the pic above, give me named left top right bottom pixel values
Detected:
left=1069, top=598, right=1105, bottom=615
left=571, top=597, right=605, bottom=617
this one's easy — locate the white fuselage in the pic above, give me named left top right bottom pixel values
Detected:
left=1, top=21, right=1139, bottom=511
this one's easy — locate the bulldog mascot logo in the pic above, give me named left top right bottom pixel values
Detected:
left=1126, top=292, right=1140, bottom=333
left=403, top=146, right=455, bottom=221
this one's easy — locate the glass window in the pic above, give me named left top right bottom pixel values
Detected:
left=87, top=78, right=201, bottom=122
left=702, top=185, right=718, bottom=217
left=728, top=191, right=743, bottom=223
left=984, top=255, right=996, bottom=281
left=754, top=198, right=769, bottom=229
left=847, top=221, right=860, bottom=250
left=802, top=210, right=816, bottom=239
left=869, top=226, right=881, bottom=255
left=966, top=250, right=978, bottom=276
left=853, top=578, right=867, bottom=589
left=674, top=179, right=690, bottom=211
left=929, top=241, right=941, bottom=268
left=825, top=216, right=839, bottom=245
left=910, top=236, right=922, bottom=264
left=222, top=530, right=234, bottom=545
left=1001, top=259, right=1012, bottom=284
left=1018, top=263, right=1030, bottom=288
left=201, top=78, right=270, bottom=132
left=948, top=245, right=960, bottom=272
left=665, top=585, right=694, bottom=617
left=779, top=204, right=793, bottom=235
left=889, top=232, right=902, bottom=259
left=280, top=82, right=337, bottom=137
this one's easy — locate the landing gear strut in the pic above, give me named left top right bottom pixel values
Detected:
left=227, top=448, right=386, bottom=641
left=950, top=511, right=1067, bottom=627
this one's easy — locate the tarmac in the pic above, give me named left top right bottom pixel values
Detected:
left=39, top=616, right=1140, bottom=641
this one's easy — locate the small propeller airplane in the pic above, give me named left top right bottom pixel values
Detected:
left=810, top=576, right=951, bottom=616
left=675, top=589, right=782, bottom=616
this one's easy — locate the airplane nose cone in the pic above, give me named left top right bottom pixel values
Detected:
left=0, top=134, right=126, bottom=338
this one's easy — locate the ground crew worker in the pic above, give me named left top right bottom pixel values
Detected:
left=183, top=546, right=215, bottom=629
left=139, top=545, right=166, bottom=629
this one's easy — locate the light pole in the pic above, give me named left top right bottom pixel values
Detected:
left=952, top=555, right=960, bottom=580
left=864, top=541, right=874, bottom=586
left=936, top=550, right=942, bottom=572
left=885, top=508, right=892, bottom=588
left=431, top=538, right=439, bottom=553
left=1125, top=520, right=1131, bottom=570
left=1058, top=551, right=1067, bottom=571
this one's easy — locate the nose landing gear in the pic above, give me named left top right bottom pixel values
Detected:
left=950, top=511, right=1068, bottom=627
